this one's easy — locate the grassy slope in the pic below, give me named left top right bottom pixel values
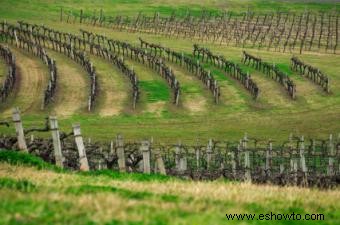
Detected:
left=0, top=1, right=340, bottom=143
left=0, top=47, right=48, bottom=115
left=0, top=0, right=338, bottom=20
left=0, top=151, right=339, bottom=225
left=46, top=50, right=89, bottom=116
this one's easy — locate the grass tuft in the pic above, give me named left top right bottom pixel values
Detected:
left=0, top=150, right=63, bottom=172
left=0, top=177, right=36, bottom=192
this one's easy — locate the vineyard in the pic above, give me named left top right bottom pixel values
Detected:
left=0, top=0, right=340, bottom=224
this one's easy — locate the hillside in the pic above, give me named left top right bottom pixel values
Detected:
left=0, top=151, right=339, bottom=225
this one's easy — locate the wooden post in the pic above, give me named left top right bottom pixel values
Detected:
left=154, top=148, right=166, bottom=175
left=178, top=145, right=187, bottom=173
left=195, top=147, right=200, bottom=170
left=80, top=9, right=83, bottom=24
left=300, top=136, right=307, bottom=185
left=280, top=164, right=285, bottom=174
left=265, top=141, right=272, bottom=176
left=60, top=7, right=63, bottom=22
left=243, top=134, right=251, bottom=182
left=293, top=159, right=298, bottom=185
left=175, top=142, right=180, bottom=171
left=13, top=30, right=19, bottom=47
left=140, top=140, right=150, bottom=174
left=49, top=116, right=63, bottom=168
left=328, top=134, right=334, bottom=176
left=30, top=134, right=34, bottom=144
left=73, top=123, right=89, bottom=171
left=116, top=134, right=126, bottom=172
left=110, top=140, right=114, bottom=154
left=206, top=139, right=213, bottom=169
left=289, top=133, right=294, bottom=171
left=231, top=150, right=237, bottom=177
left=12, top=108, right=27, bottom=152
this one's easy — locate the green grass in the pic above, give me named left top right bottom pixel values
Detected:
left=0, top=150, right=62, bottom=171
left=139, top=80, right=170, bottom=103
left=0, top=0, right=338, bottom=21
left=0, top=151, right=339, bottom=225
left=0, top=177, right=36, bottom=192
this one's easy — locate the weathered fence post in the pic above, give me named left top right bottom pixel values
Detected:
left=49, top=116, right=63, bottom=168
left=116, top=134, right=126, bottom=172
left=289, top=133, right=294, bottom=172
left=293, top=159, right=298, bottom=185
left=206, top=139, right=213, bottom=169
left=195, top=146, right=200, bottom=170
left=140, top=140, right=150, bottom=174
left=80, top=9, right=83, bottom=24
left=231, top=148, right=237, bottom=177
left=243, top=134, right=251, bottom=182
left=12, top=108, right=27, bottom=152
left=300, top=136, right=308, bottom=185
left=327, top=134, right=334, bottom=176
left=60, top=7, right=63, bottom=22
left=72, top=123, right=89, bottom=171
left=154, top=148, right=166, bottom=175
left=179, top=146, right=187, bottom=173
left=175, top=141, right=181, bottom=171
left=265, top=141, right=272, bottom=176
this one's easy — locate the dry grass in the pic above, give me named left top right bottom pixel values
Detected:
left=89, top=56, right=129, bottom=116
left=0, top=163, right=339, bottom=224
left=47, top=50, right=88, bottom=116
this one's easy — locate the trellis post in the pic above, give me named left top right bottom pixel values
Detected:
left=243, top=133, right=251, bottom=182
left=327, top=134, right=334, bottom=176
left=265, top=141, right=272, bottom=176
left=178, top=145, right=187, bottom=173
left=154, top=148, right=166, bottom=175
left=175, top=141, right=181, bottom=171
left=60, top=7, right=63, bottom=22
left=206, top=138, right=213, bottom=169
left=231, top=148, right=237, bottom=177
left=12, top=107, right=27, bottom=152
left=116, top=134, right=126, bottom=172
left=140, top=140, right=150, bottom=174
left=72, top=123, right=89, bottom=171
left=195, top=145, right=200, bottom=170
left=49, top=116, right=63, bottom=168
left=300, top=136, right=308, bottom=185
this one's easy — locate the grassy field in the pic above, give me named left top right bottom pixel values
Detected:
left=0, top=151, right=339, bottom=225
left=0, top=0, right=340, bottom=144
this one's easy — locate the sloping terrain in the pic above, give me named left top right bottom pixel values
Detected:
left=0, top=151, right=339, bottom=225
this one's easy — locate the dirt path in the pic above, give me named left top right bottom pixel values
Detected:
left=0, top=47, right=47, bottom=116
left=47, top=51, right=88, bottom=116
left=89, top=56, right=128, bottom=116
